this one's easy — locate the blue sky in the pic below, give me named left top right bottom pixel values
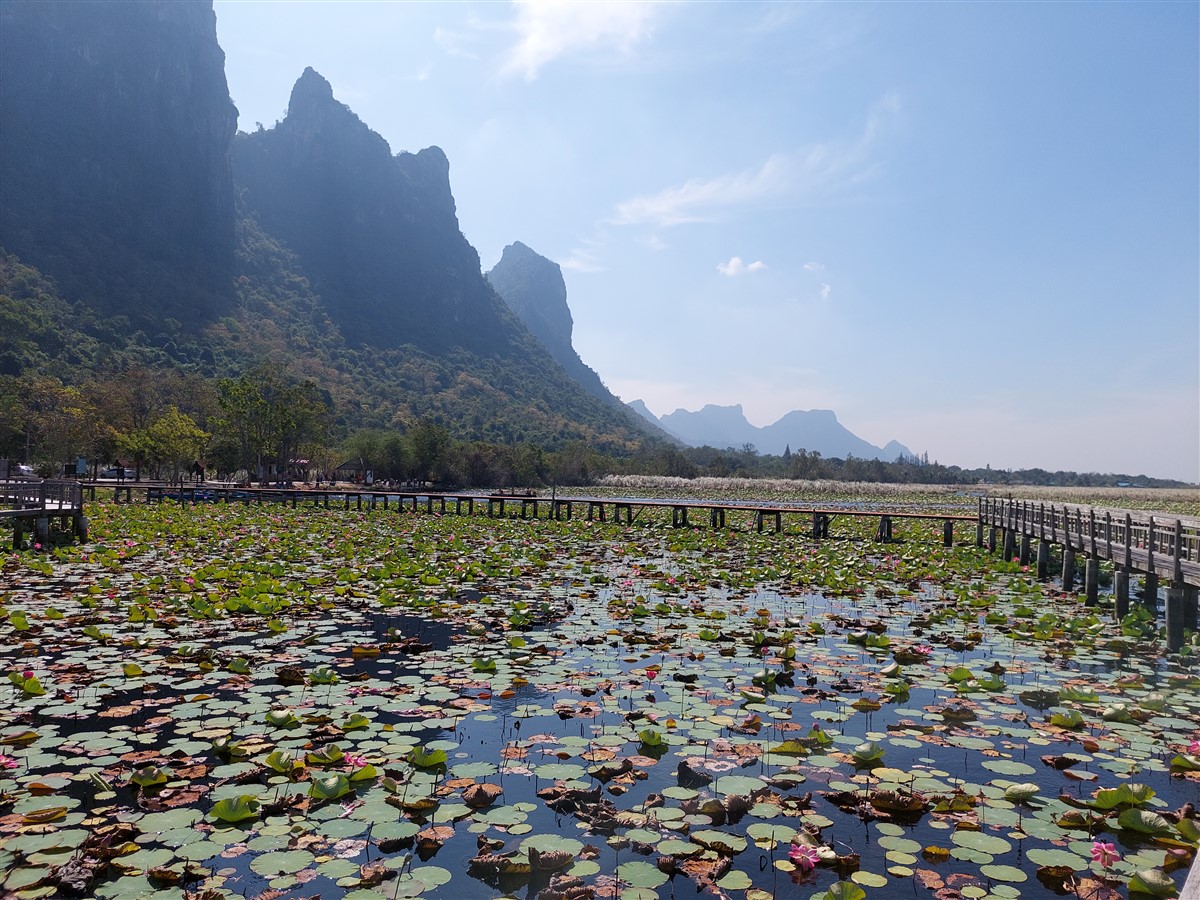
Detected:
left=214, top=1, right=1199, bottom=481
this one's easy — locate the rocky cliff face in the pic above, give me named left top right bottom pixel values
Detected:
left=486, top=242, right=616, bottom=403
left=0, top=0, right=237, bottom=324
left=233, top=68, right=516, bottom=352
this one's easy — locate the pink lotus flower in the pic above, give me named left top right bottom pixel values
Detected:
left=1090, top=841, right=1120, bottom=868
left=1188, top=738, right=1200, bottom=755
left=914, top=645, right=933, bottom=657
left=343, top=754, right=368, bottom=769
left=21, top=670, right=33, bottom=681
left=645, top=669, right=657, bottom=681
left=788, top=842, right=821, bottom=872
left=0, top=754, right=18, bottom=770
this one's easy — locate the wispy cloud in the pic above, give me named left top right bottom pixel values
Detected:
left=613, top=155, right=790, bottom=228
left=558, top=232, right=610, bottom=273
left=611, top=93, right=901, bottom=230
left=434, top=26, right=478, bottom=59
left=500, top=0, right=662, bottom=81
left=819, top=283, right=832, bottom=301
left=717, top=256, right=766, bottom=277
left=803, top=261, right=825, bottom=272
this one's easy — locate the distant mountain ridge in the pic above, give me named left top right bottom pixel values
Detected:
left=634, top=402, right=911, bottom=461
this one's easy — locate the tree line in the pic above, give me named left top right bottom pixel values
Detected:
left=0, top=367, right=1186, bottom=488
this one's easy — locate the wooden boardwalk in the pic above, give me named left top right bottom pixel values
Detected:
left=0, top=479, right=86, bottom=548
left=980, top=498, right=1199, bottom=649
left=979, top=498, right=1200, bottom=587
left=15, top=481, right=1200, bottom=645
left=85, top=483, right=974, bottom=545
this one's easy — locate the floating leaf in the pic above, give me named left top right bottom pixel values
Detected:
left=309, top=773, right=352, bottom=801
left=407, top=746, right=448, bottom=768
left=616, top=860, right=668, bottom=889
left=209, top=795, right=260, bottom=824
left=821, top=882, right=867, bottom=900
left=1117, top=809, right=1174, bottom=837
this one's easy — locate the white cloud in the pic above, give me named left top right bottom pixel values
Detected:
left=717, top=256, right=766, bottom=277
left=500, top=0, right=661, bottom=81
left=434, top=26, right=478, bottom=59
left=819, top=283, right=831, bottom=301
left=611, top=93, right=900, bottom=230
left=613, top=155, right=791, bottom=228
left=803, top=261, right=824, bottom=272
left=558, top=232, right=610, bottom=273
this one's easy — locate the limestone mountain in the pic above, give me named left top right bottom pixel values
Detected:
left=0, top=2, right=663, bottom=451
left=0, top=0, right=237, bottom=326
left=233, top=68, right=514, bottom=353
left=486, top=241, right=612, bottom=403
left=640, top=402, right=911, bottom=460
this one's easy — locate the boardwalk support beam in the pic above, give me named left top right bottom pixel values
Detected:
left=876, top=516, right=893, bottom=542
left=1084, top=557, right=1099, bottom=607
left=1142, top=573, right=1159, bottom=611
left=1114, top=568, right=1130, bottom=620
left=1166, top=584, right=1187, bottom=651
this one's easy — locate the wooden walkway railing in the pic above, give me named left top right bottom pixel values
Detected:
left=0, top=479, right=87, bottom=547
left=980, top=498, right=1199, bottom=649
left=979, top=498, right=1200, bottom=587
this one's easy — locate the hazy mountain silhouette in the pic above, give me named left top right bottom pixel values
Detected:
left=635, top=402, right=911, bottom=460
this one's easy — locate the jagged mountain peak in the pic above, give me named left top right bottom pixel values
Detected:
left=287, top=67, right=338, bottom=117
left=487, top=240, right=659, bottom=426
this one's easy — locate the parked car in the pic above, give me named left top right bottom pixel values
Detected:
left=99, top=467, right=131, bottom=479
left=13, top=464, right=35, bottom=477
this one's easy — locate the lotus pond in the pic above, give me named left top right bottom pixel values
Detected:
left=1, top=501, right=1198, bottom=900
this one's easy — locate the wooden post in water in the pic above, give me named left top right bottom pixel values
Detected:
left=1184, top=586, right=1199, bottom=631
left=1084, top=557, right=1099, bottom=607
left=1019, top=533, right=1031, bottom=566
left=1002, top=528, right=1015, bottom=561
left=1061, top=543, right=1076, bottom=592
left=988, top=525, right=997, bottom=553
left=1141, top=572, right=1159, bottom=611
left=943, top=520, right=953, bottom=547
left=1036, top=540, right=1050, bottom=580
left=877, top=516, right=894, bottom=542
left=975, top=498, right=984, bottom=547
left=1165, top=583, right=1186, bottom=651
left=1113, top=568, right=1130, bottom=620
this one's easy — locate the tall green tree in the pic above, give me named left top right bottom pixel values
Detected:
left=215, top=368, right=329, bottom=482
